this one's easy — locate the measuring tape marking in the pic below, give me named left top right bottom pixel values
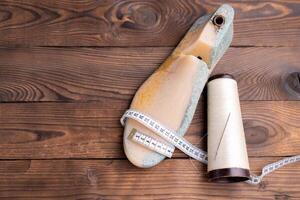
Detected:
left=129, top=128, right=175, bottom=158
left=121, top=109, right=300, bottom=185
left=121, top=109, right=208, bottom=164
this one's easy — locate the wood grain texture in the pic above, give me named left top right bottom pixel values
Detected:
left=0, top=158, right=299, bottom=199
left=0, top=0, right=299, bottom=199
left=0, top=101, right=299, bottom=159
left=1, top=47, right=300, bottom=102
left=0, top=0, right=300, bottom=47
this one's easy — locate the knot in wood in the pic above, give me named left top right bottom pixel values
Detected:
left=284, top=72, right=300, bottom=98
left=244, top=123, right=269, bottom=145
left=115, top=2, right=160, bottom=30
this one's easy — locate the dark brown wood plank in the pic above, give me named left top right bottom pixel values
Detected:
left=0, top=0, right=300, bottom=47
left=0, top=101, right=299, bottom=159
left=0, top=47, right=300, bottom=102
left=0, top=158, right=299, bottom=199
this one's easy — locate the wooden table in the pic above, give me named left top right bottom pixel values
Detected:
left=0, top=0, right=299, bottom=199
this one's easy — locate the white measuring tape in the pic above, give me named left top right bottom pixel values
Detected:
left=120, top=109, right=300, bottom=185
left=128, top=128, right=175, bottom=158
left=121, top=109, right=208, bottom=164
